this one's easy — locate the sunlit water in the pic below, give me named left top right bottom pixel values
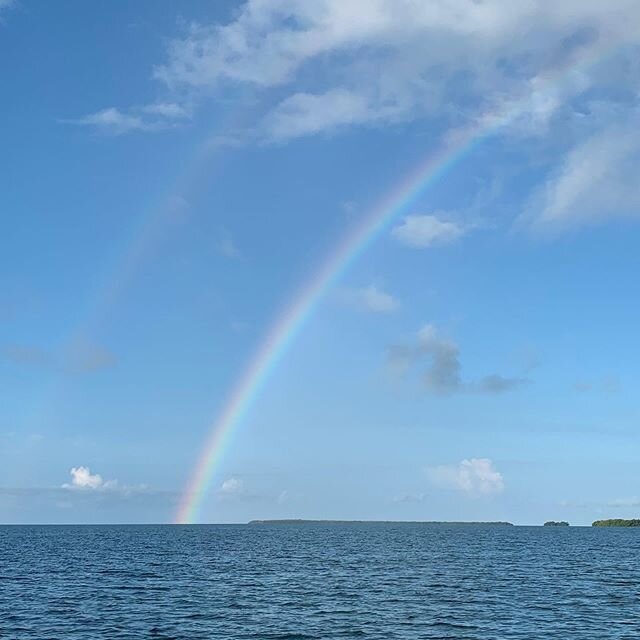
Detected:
left=1, top=524, right=639, bottom=638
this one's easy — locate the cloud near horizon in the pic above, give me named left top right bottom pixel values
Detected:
left=62, top=466, right=118, bottom=490
left=427, top=458, right=505, bottom=494
left=220, top=477, right=244, bottom=494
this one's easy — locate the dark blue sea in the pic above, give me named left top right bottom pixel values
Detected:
left=1, top=524, right=640, bottom=639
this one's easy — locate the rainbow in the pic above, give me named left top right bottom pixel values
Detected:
left=175, top=37, right=631, bottom=524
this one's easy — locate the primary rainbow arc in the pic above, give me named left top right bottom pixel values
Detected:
left=175, top=38, right=629, bottom=524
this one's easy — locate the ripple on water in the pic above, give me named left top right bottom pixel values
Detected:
left=1, top=524, right=640, bottom=639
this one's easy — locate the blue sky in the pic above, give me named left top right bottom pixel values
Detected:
left=2, top=0, right=640, bottom=524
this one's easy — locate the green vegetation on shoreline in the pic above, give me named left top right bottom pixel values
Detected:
left=544, top=521, right=569, bottom=526
left=248, top=519, right=514, bottom=526
left=592, top=519, right=640, bottom=527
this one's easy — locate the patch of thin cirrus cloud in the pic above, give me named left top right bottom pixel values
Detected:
left=61, top=1, right=640, bottom=233
left=3, top=340, right=116, bottom=375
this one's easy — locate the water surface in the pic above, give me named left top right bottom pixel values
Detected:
left=1, top=524, right=639, bottom=638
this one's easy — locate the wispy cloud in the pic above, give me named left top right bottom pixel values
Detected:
left=2, top=340, right=116, bottom=374
left=264, top=88, right=402, bottom=141
left=521, top=121, right=640, bottom=233
left=64, top=340, right=116, bottom=374
left=70, top=0, right=640, bottom=155
left=63, top=102, right=190, bottom=135
left=340, top=284, right=399, bottom=313
left=607, top=497, right=640, bottom=508
left=215, top=230, right=240, bottom=258
left=215, top=477, right=258, bottom=502
left=140, top=102, right=189, bottom=119
left=573, top=376, right=620, bottom=393
left=150, top=0, right=640, bottom=144
left=427, top=458, right=505, bottom=494
left=387, top=324, right=525, bottom=394
left=392, top=214, right=468, bottom=249
left=276, top=490, right=293, bottom=504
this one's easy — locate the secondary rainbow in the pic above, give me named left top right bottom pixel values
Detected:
left=175, top=37, right=632, bottom=524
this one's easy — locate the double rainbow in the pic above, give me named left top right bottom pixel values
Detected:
left=175, top=37, right=628, bottom=524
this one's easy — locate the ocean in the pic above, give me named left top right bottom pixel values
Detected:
left=1, top=523, right=639, bottom=638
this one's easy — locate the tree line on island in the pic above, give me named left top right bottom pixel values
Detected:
left=248, top=519, right=640, bottom=527
left=247, top=520, right=514, bottom=525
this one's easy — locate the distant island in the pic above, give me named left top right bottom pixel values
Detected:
left=592, top=519, right=640, bottom=527
left=544, top=521, right=569, bottom=526
left=248, top=519, right=514, bottom=526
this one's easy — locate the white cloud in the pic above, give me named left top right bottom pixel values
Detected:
left=151, top=0, right=640, bottom=142
left=65, top=108, right=151, bottom=135
left=264, top=88, right=402, bottom=141
left=64, top=102, right=190, bottom=135
left=523, top=122, right=640, bottom=232
left=220, top=477, right=244, bottom=494
left=141, top=102, right=190, bottom=119
left=70, top=0, right=640, bottom=149
left=63, top=466, right=117, bottom=490
left=341, top=284, right=399, bottom=313
left=216, top=477, right=270, bottom=502
left=427, top=458, right=505, bottom=494
left=388, top=324, right=524, bottom=394
left=392, top=214, right=467, bottom=248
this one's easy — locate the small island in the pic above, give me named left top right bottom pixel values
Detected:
left=592, top=519, right=640, bottom=527
left=248, top=519, right=514, bottom=526
left=544, top=521, right=569, bottom=526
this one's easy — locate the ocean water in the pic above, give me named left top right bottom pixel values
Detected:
left=1, top=524, right=639, bottom=639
